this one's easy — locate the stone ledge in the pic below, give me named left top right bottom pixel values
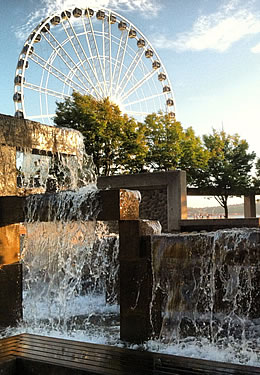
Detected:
left=180, top=218, right=260, bottom=232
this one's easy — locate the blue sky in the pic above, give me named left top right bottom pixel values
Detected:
left=1, top=0, right=260, bottom=207
left=1, top=0, right=260, bottom=151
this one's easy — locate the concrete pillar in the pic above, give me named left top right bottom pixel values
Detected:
left=0, top=223, right=22, bottom=330
left=0, top=224, right=20, bottom=265
left=244, top=195, right=256, bottom=218
left=119, top=220, right=162, bottom=343
left=167, top=170, right=187, bottom=232
left=0, top=263, right=22, bottom=329
left=98, top=171, right=188, bottom=233
left=0, top=145, right=17, bottom=196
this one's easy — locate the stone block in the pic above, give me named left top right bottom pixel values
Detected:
left=0, top=146, right=17, bottom=196
left=0, top=197, right=24, bottom=226
left=180, top=218, right=260, bottom=232
left=120, top=259, right=153, bottom=342
left=98, top=170, right=187, bottom=232
left=0, top=225, right=20, bottom=265
left=0, top=114, right=83, bottom=158
left=119, top=223, right=162, bottom=342
left=98, top=189, right=140, bottom=221
left=0, top=262, right=22, bottom=329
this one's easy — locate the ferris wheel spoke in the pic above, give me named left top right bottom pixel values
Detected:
left=81, top=17, right=106, bottom=97
left=29, top=52, right=88, bottom=94
left=104, top=14, right=113, bottom=96
left=126, top=110, right=151, bottom=116
left=60, top=21, right=102, bottom=98
left=121, top=69, right=158, bottom=102
left=102, top=20, right=106, bottom=83
left=115, top=47, right=144, bottom=97
left=23, top=82, right=71, bottom=100
left=65, top=18, right=105, bottom=99
left=41, top=31, right=94, bottom=94
left=114, top=28, right=129, bottom=95
left=86, top=15, right=107, bottom=95
left=102, top=19, right=110, bottom=96
left=112, top=29, right=128, bottom=95
left=101, top=19, right=109, bottom=96
left=124, top=92, right=167, bottom=107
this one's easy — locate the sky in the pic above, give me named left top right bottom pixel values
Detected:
left=1, top=0, right=260, bottom=207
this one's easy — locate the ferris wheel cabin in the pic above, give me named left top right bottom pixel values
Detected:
left=50, top=16, right=61, bottom=26
left=129, top=29, right=137, bottom=38
left=96, top=10, right=105, bottom=20
left=108, top=14, right=117, bottom=24
left=118, top=21, right=127, bottom=31
left=61, top=10, right=71, bottom=20
left=85, top=8, right=94, bottom=17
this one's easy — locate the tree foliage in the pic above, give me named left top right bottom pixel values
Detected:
left=143, top=113, right=183, bottom=171
left=198, top=129, right=256, bottom=217
left=54, top=92, right=147, bottom=175
left=252, top=158, right=260, bottom=190
left=142, top=113, right=208, bottom=185
left=179, top=127, right=209, bottom=186
left=54, top=94, right=257, bottom=217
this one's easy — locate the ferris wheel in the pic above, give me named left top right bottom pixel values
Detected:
left=14, top=7, right=176, bottom=124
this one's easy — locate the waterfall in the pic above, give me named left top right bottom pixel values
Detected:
left=150, top=229, right=260, bottom=364
left=13, top=147, right=120, bottom=343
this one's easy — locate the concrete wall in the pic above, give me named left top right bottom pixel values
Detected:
left=0, top=114, right=86, bottom=329
left=0, top=114, right=85, bottom=263
left=98, top=171, right=187, bottom=232
left=0, top=114, right=84, bottom=197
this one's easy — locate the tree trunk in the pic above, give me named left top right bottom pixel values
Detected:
left=223, top=195, right=229, bottom=218
left=224, top=202, right=228, bottom=218
left=215, top=195, right=229, bottom=218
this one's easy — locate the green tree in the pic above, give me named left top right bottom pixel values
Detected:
left=179, top=127, right=209, bottom=186
left=143, top=113, right=184, bottom=171
left=54, top=92, right=147, bottom=175
left=199, top=129, right=256, bottom=218
left=117, top=117, right=148, bottom=174
left=252, top=158, right=260, bottom=189
left=143, top=113, right=208, bottom=185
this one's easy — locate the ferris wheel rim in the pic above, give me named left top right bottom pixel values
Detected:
left=14, top=6, right=176, bottom=123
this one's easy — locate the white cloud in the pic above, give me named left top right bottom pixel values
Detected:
left=150, top=34, right=177, bottom=50
left=15, top=0, right=161, bottom=41
left=153, top=0, right=260, bottom=53
left=251, top=42, right=260, bottom=53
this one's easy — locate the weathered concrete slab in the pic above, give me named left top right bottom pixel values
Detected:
left=0, top=145, right=17, bottom=196
left=0, top=189, right=140, bottom=225
left=0, top=114, right=83, bottom=157
left=0, top=115, right=86, bottom=197
left=98, top=189, right=140, bottom=221
left=0, top=225, right=20, bottom=265
left=98, top=171, right=187, bottom=232
left=119, top=221, right=162, bottom=343
left=0, top=197, right=24, bottom=226
left=0, top=263, right=22, bottom=329
left=180, top=218, right=260, bottom=232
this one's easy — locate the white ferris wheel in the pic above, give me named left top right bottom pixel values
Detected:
left=14, top=6, right=176, bottom=124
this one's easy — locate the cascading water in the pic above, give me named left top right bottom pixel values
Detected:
left=148, top=230, right=260, bottom=365
left=2, top=121, right=260, bottom=366
left=21, top=218, right=120, bottom=343
left=4, top=143, right=121, bottom=344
